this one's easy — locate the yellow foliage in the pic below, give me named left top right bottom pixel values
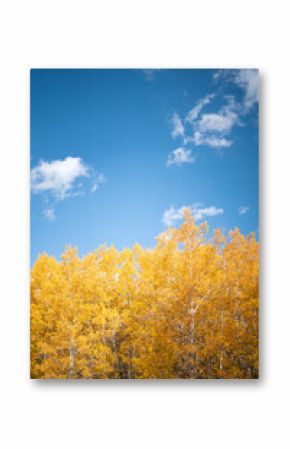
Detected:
left=31, top=212, right=259, bottom=379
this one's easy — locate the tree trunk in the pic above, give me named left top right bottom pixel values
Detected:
left=68, top=337, right=75, bottom=379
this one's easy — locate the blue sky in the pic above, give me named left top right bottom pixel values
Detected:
left=31, top=69, right=259, bottom=263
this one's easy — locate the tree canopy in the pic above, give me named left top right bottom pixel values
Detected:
left=31, top=210, right=259, bottom=379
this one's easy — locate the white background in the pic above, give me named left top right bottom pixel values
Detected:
left=0, top=1, right=289, bottom=447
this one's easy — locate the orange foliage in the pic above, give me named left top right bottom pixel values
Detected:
left=31, top=210, right=259, bottom=379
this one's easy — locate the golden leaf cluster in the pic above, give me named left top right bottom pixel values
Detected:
left=31, top=210, right=259, bottom=379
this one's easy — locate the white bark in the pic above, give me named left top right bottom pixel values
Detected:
left=68, top=337, right=75, bottom=379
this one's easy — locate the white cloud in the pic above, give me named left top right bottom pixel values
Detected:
left=162, top=206, right=188, bottom=227
left=234, top=69, right=259, bottom=112
left=193, top=134, right=233, bottom=148
left=192, top=205, right=223, bottom=221
left=31, top=156, right=106, bottom=200
left=162, top=204, right=223, bottom=227
left=213, top=69, right=259, bottom=112
left=197, top=109, right=238, bottom=134
left=238, top=205, right=250, bottom=215
left=91, top=173, right=107, bottom=192
left=42, top=207, right=56, bottom=221
left=185, top=95, right=240, bottom=149
left=166, top=147, right=195, bottom=166
left=212, top=69, right=230, bottom=84
left=205, top=137, right=232, bottom=148
left=185, top=94, right=214, bottom=123
left=170, top=113, right=185, bottom=138
left=212, top=71, right=221, bottom=82
left=31, top=157, right=90, bottom=200
left=31, top=157, right=106, bottom=221
left=167, top=70, right=258, bottom=153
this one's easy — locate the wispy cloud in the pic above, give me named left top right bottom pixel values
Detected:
left=162, top=206, right=188, bottom=227
left=170, top=113, right=185, bottom=138
left=166, top=147, right=195, bottom=166
left=166, top=92, right=236, bottom=165
left=31, top=156, right=106, bottom=220
left=168, top=92, right=242, bottom=152
left=42, top=207, right=56, bottom=221
left=186, top=95, right=240, bottom=149
left=142, top=69, right=158, bottom=82
left=193, top=133, right=232, bottom=148
left=162, top=204, right=223, bottom=227
left=91, top=173, right=106, bottom=192
left=238, top=205, right=250, bottom=215
left=213, top=69, right=259, bottom=112
left=192, top=205, right=224, bottom=221
left=234, top=69, right=259, bottom=112
left=167, top=70, right=258, bottom=156
left=185, top=94, right=215, bottom=123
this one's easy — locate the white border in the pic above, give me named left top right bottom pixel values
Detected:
left=0, top=1, right=289, bottom=447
